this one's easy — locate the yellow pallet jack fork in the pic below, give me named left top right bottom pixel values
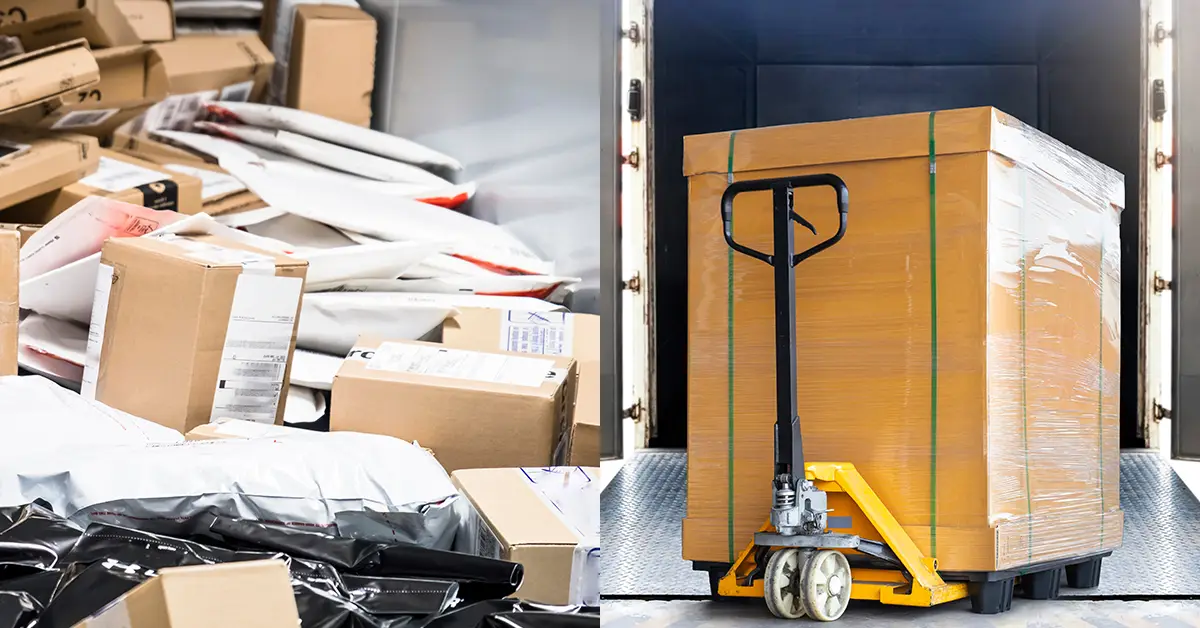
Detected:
left=716, top=175, right=969, bottom=621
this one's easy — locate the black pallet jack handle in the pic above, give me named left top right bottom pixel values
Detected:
left=720, top=174, right=848, bottom=485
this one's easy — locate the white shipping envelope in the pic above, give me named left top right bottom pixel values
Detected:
left=283, top=385, right=326, bottom=424
left=205, top=100, right=463, bottom=171
left=333, top=275, right=579, bottom=299
left=245, top=213, right=359, bottom=249
left=16, top=346, right=83, bottom=387
left=0, top=376, right=183, bottom=457
left=297, top=293, right=458, bottom=355
left=174, top=0, right=263, bottom=19
left=19, top=197, right=187, bottom=281
left=195, top=121, right=451, bottom=186
left=290, top=348, right=344, bottom=391
left=164, top=163, right=248, bottom=201
left=19, top=313, right=87, bottom=368
left=298, top=242, right=439, bottom=290
left=401, top=253, right=499, bottom=279
left=220, top=157, right=554, bottom=275
left=215, top=206, right=286, bottom=228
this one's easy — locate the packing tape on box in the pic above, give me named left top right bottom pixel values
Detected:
left=520, top=467, right=599, bottom=606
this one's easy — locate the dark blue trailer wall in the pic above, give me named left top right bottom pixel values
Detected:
left=651, top=0, right=1143, bottom=447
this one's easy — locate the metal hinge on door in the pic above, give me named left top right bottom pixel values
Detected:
left=1153, top=79, right=1167, bottom=122
left=623, top=400, right=644, bottom=422
left=623, top=273, right=642, bottom=293
left=1156, top=150, right=1173, bottom=169
left=1154, top=273, right=1173, bottom=293
left=1154, top=401, right=1173, bottom=422
left=621, top=149, right=640, bottom=169
left=1155, top=21, right=1173, bottom=44
left=623, top=22, right=641, bottom=44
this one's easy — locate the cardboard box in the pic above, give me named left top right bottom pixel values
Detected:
left=122, top=34, right=273, bottom=134
left=73, top=560, right=300, bottom=628
left=0, top=128, right=99, bottom=211
left=86, top=234, right=308, bottom=434
left=116, top=0, right=175, bottom=42
left=452, top=467, right=599, bottom=606
left=113, top=129, right=212, bottom=166
left=0, top=224, right=40, bottom=246
left=443, top=309, right=600, bottom=466
left=0, top=229, right=15, bottom=377
left=3, top=45, right=166, bottom=135
left=0, top=39, right=100, bottom=118
left=286, top=5, right=376, bottom=127
left=0, top=0, right=141, bottom=49
left=681, top=107, right=1123, bottom=572
left=331, top=338, right=578, bottom=473
left=4, top=150, right=203, bottom=223
left=112, top=139, right=269, bottom=216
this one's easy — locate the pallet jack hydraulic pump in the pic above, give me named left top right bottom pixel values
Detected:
left=716, top=174, right=970, bottom=621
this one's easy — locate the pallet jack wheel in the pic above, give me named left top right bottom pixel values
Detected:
left=764, top=548, right=808, bottom=620
left=800, top=549, right=853, bottom=621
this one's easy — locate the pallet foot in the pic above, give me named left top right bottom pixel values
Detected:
left=1064, top=556, right=1104, bottom=589
left=1019, top=568, right=1063, bottom=600
left=968, top=578, right=1014, bottom=614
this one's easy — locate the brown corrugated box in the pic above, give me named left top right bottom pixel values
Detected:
left=442, top=309, right=600, bottom=466
left=0, top=229, right=15, bottom=376
left=4, top=150, right=203, bottom=223
left=118, top=34, right=273, bottom=136
left=0, top=128, right=99, bottom=211
left=0, top=39, right=100, bottom=118
left=0, top=224, right=40, bottom=246
left=452, top=467, right=599, bottom=605
left=88, top=234, right=307, bottom=434
left=682, top=106, right=1123, bottom=572
left=113, top=139, right=269, bottom=216
left=2, top=45, right=165, bottom=135
left=72, top=560, right=300, bottom=628
left=287, top=5, right=375, bottom=127
left=331, top=338, right=578, bottom=473
left=0, top=0, right=140, bottom=49
left=116, top=0, right=175, bottom=42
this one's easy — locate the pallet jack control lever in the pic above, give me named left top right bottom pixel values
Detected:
left=720, top=174, right=848, bottom=536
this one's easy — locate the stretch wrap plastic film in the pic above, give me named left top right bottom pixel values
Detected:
left=681, top=107, right=1123, bottom=572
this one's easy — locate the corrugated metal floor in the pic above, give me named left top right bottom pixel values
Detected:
left=601, top=450, right=1200, bottom=599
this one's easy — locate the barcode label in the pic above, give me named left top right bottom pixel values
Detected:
left=231, top=361, right=284, bottom=379
left=52, top=108, right=120, bottom=130
left=0, top=139, right=29, bottom=161
left=219, top=80, right=254, bottom=103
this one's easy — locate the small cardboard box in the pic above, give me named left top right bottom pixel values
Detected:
left=113, top=129, right=212, bottom=166
left=0, top=224, right=40, bottom=246
left=5, top=150, right=203, bottom=223
left=116, top=0, right=175, bottom=42
left=0, top=0, right=141, bottom=49
left=72, top=560, right=300, bottom=628
left=0, top=229, right=16, bottom=377
left=443, top=309, right=600, bottom=466
left=121, top=34, right=273, bottom=134
left=0, top=39, right=100, bottom=118
left=3, top=45, right=166, bottom=135
left=287, top=5, right=376, bottom=127
left=0, top=128, right=99, bottom=212
left=112, top=141, right=268, bottom=216
left=452, top=467, right=599, bottom=606
left=85, top=234, right=308, bottom=434
left=331, top=338, right=578, bottom=473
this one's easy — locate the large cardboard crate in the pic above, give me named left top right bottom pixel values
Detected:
left=682, top=107, right=1123, bottom=572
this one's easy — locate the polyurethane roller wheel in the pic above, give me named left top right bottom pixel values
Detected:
left=764, top=548, right=808, bottom=620
left=800, top=549, right=853, bottom=621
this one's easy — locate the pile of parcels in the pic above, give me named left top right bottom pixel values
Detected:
left=0, top=1, right=599, bottom=627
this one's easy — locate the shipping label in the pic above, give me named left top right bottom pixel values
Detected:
left=367, top=342, right=555, bottom=388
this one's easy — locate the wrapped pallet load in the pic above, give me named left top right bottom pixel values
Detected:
left=682, top=106, right=1123, bottom=573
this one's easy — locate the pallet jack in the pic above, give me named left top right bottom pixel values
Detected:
left=715, top=174, right=971, bottom=621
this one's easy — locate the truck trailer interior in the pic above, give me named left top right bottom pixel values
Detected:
left=602, top=0, right=1200, bottom=610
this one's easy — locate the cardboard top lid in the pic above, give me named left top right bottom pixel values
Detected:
left=452, top=467, right=598, bottom=547
left=105, top=233, right=306, bottom=270
left=93, top=43, right=151, bottom=62
left=337, top=337, right=575, bottom=398
left=295, top=4, right=374, bottom=21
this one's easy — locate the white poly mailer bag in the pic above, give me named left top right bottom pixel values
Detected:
left=219, top=157, right=554, bottom=275
left=401, top=253, right=503, bottom=279
left=297, top=242, right=440, bottom=291
left=195, top=121, right=451, bottom=186
left=205, top=100, right=463, bottom=171
left=283, top=385, right=327, bottom=424
left=290, top=348, right=344, bottom=390
left=245, top=213, right=359, bottom=249
left=333, top=275, right=579, bottom=300
left=18, top=313, right=88, bottom=382
left=0, top=433, right=461, bottom=549
left=297, top=292, right=459, bottom=355
left=0, top=375, right=183, bottom=456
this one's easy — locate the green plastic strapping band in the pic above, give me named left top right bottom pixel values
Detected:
left=1098, top=216, right=1106, bottom=547
left=927, top=112, right=939, bottom=557
left=726, top=130, right=738, bottom=562
left=1020, top=169, right=1034, bottom=565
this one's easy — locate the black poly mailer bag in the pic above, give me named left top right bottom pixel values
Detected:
left=0, top=502, right=82, bottom=579
left=419, top=601, right=599, bottom=628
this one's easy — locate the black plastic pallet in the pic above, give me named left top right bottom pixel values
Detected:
left=692, top=551, right=1111, bottom=614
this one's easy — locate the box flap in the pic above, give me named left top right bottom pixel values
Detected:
left=114, top=234, right=305, bottom=270
left=452, top=468, right=593, bottom=547
left=294, top=4, right=374, bottom=21
left=682, top=106, right=999, bottom=177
